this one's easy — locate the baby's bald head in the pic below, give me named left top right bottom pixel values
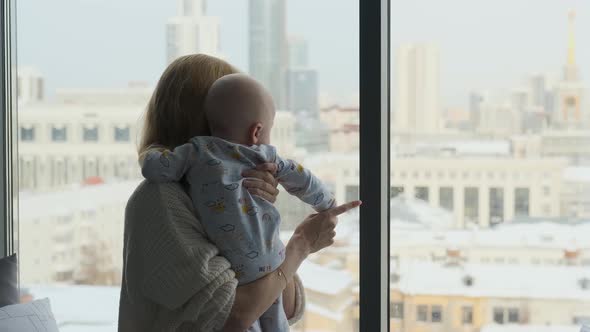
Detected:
left=205, top=73, right=275, bottom=145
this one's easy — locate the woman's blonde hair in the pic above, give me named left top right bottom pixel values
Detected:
left=139, top=54, right=238, bottom=155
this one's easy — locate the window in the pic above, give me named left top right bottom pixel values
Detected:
left=415, top=186, right=429, bottom=202
left=439, top=187, right=454, bottom=211
left=464, top=187, right=479, bottom=223
left=83, top=126, right=99, bottom=142
left=15, top=0, right=365, bottom=331
left=431, top=305, right=442, bottom=323
left=461, top=306, right=473, bottom=324
left=489, top=187, right=504, bottom=225
left=390, top=302, right=403, bottom=319
left=417, top=305, right=428, bottom=322
left=508, top=308, right=519, bottom=323
left=543, top=186, right=551, bottom=196
left=515, top=187, right=530, bottom=217
left=51, top=126, right=67, bottom=142
left=20, top=126, right=35, bottom=141
left=493, top=307, right=505, bottom=324
left=390, top=186, right=404, bottom=198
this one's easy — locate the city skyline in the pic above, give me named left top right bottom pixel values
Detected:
left=17, top=0, right=359, bottom=106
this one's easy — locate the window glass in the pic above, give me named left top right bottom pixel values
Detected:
left=493, top=308, right=504, bottom=324
left=83, top=126, right=99, bottom=142
left=415, top=186, right=429, bottom=202
left=51, top=126, right=67, bottom=142
left=489, top=187, right=504, bottom=225
left=390, top=2, right=590, bottom=331
left=515, top=187, right=530, bottom=217
left=417, top=305, right=428, bottom=322
left=390, top=302, right=403, bottom=319
left=20, top=126, right=35, bottom=141
left=461, top=306, right=473, bottom=325
left=439, top=186, right=454, bottom=211
left=114, top=126, right=130, bottom=142
left=431, top=305, right=442, bottom=323
left=464, top=187, right=479, bottom=224
left=18, top=0, right=359, bottom=331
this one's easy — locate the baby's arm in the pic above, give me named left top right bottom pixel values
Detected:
left=275, top=155, right=336, bottom=211
left=140, top=142, right=198, bottom=183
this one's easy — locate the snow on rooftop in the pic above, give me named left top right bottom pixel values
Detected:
left=19, top=180, right=141, bottom=221
left=26, top=285, right=119, bottom=332
left=390, top=196, right=454, bottom=230
left=298, top=260, right=353, bottom=295
left=392, top=261, right=590, bottom=300
left=563, top=167, right=590, bottom=183
left=416, top=140, right=511, bottom=156
left=481, top=325, right=582, bottom=332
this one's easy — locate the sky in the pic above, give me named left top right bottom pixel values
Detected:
left=390, top=0, right=590, bottom=108
left=16, top=0, right=359, bottom=105
left=17, top=0, right=589, bottom=109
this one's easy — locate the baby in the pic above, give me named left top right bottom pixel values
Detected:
left=141, top=73, right=336, bottom=332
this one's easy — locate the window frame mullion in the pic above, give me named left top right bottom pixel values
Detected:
left=359, top=0, right=390, bottom=330
left=1, top=0, right=18, bottom=258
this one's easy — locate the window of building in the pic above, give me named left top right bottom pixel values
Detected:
left=464, top=187, right=479, bottom=222
left=83, top=126, right=99, bottom=142
left=51, top=126, right=67, bottom=142
left=461, top=306, right=473, bottom=325
left=415, top=186, right=429, bottom=202
left=390, top=186, right=404, bottom=198
left=417, top=305, right=428, bottom=322
left=20, top=126, right=35, bottom=141
left=431, top=305, right=442, bottom=323
left=114, top=125, right=130, bottom=142
left=508, top=308, right=519, bottom=323
left=493, top=307, right=505, bottom=324
left=489, top=187, right=504, bottom=225
left=515, top=187, right=530, bottom=217
left=543, top=186, right=551, bottom=196
left=439, top=187, right=454, bottom=211
left=390, top=302, right=403, bottom=319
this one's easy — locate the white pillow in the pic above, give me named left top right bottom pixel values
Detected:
left=0, top=298, right=59, bottom=332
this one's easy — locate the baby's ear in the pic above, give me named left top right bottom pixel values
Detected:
left=249, top=122, right=264, bottom=145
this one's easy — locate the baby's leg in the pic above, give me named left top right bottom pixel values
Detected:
left=259, top=294, right=289, bottom=332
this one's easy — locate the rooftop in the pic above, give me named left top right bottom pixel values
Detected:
left=19, top=180, right=141, bottom=221
left=392, top=261, right=590, bottom=300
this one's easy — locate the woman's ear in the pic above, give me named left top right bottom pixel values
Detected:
left=249, top=122, right=264, bottom=145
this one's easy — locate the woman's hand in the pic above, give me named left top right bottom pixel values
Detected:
left=287, top=200, right=363, bottom=258
left=242, top=163, right=279, bottom=203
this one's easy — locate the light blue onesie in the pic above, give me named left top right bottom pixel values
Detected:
left=141, top=136, right=335, bottom=332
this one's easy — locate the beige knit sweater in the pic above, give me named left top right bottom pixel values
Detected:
left=118, top=181, right=305, bottom=332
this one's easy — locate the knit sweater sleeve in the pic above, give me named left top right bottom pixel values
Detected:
left=121, top=181, right=306, bottom=332
left=124, top=181, right=236, bottom=331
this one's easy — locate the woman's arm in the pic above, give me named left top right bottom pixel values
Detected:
left=222, top=200, right=362, bottom=332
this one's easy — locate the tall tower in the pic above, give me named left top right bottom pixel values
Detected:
left=166, top=0, right=220, bottom=64
left=554, top=10, right=583, bottom=126
left=393, top=44, right=441, bottom=133
left=249, top=0, right=288, bottom=109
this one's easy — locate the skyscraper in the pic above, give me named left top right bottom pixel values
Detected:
left=166, top=0, right=220, bottom=64
left=288, top=36, right=309, bottom=68
left=393, top=44, right=441, bottom=133
left=286, top=69, right=318, bottom=114
left=469, top=91, right=488, bottom=129
left=249, top=0, right=288, bottom=109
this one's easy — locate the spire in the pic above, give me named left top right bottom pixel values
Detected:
left=567, top=10, right=576, bottom=67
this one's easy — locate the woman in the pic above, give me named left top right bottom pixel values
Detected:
left=118, top=54, right=360, bottom=332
